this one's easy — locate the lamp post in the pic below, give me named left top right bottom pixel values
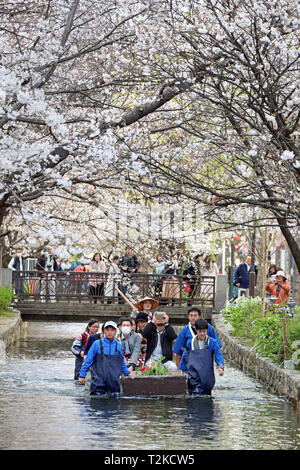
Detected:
left=287, top=297, right=296, bottom=315
left=268, top=296, right=294, bottom=369
left=228, top=239, right=235, bottom=300
left=284, top=297, right=297, bottom=369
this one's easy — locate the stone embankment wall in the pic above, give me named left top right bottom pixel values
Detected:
left=211, top=314, right=300, bottom=405
left=0, top=310, right=25, bottom=358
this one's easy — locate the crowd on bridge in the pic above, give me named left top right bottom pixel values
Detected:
left=71, top=297, right=225, bottom=397
left=9, top=245, right=221, bottom=304
left=9, top=245, right=291, bottom=309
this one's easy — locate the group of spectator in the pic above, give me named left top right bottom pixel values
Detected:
left=9, top=245, right=221, bottom=303
left=9, top=245, right=290, bottom=307
left=233, top=256, right=291, bottom=305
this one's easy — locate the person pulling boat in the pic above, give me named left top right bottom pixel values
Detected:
left=71, top=318, right=99, bottom=380
left=78, top=321, right=133, bottom=396
left=173, top=306, right=222, bottom=368
left=179, top=319, right=224, bottom=396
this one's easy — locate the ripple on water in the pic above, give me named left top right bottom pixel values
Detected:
left=0, top=322, right=299, bottom=450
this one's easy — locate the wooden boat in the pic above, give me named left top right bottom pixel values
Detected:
left=121, top=370, right=187, bottom=397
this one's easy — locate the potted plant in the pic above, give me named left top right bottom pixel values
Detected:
left=121, top=357, right=187, bottom=397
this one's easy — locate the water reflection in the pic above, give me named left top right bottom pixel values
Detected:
left=183, top=397, right=218, bottom=437
left=72, top=395, right=221, bottom=450
left=0, top=321, right=299, bottom=450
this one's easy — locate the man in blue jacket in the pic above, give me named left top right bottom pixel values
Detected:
left=79, top=321, right=132, bottom=396
left=179, top=319, right=224, bottom=395
left=173, top=307, right=222, bottom=368
left=234, top=255, right=257, bottom=297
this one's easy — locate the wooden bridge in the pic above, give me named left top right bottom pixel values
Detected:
left=12, top=271, right=222, bottom=324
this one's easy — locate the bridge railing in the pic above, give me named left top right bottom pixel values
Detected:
left=12, top=271, right=216, bottom=308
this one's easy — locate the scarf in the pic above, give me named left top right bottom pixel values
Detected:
left=188, top=322, right=197, bottom=338
left=191, top=335, right=209, bottom=350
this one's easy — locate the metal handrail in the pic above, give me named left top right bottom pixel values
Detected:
left=12, top=270, right=216, bottom=307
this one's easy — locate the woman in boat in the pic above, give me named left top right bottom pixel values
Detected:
left=119, top=317, right=142, bottom=371
left=78, top=321, right=132, bottom=396
left=71, top=318, right=99, bottom=380
left=130, top=317, right=136, bottom=332
left=84, top=323, right=104, bottom=356
left=179, top=319, right=224, bottom=396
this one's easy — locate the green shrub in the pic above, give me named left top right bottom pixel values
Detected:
left=286, top=314, right=300, bottom=346
left=252, top=314, right=283, bottom=361
left=286, top=314, right=300, bottom=371
left=221, top=297, right=300, bottom=368
left=221, top=296, right=263, bottom=339
left=0, top=285, right=14, bottom=313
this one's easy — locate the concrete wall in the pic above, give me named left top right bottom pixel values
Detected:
left=215, top=275, right=228, bottom=312
left=211, top=313, right=300, bottom=405
left=0, top=310, right=26, bottom=359
left=0, top=268, right=12, bottom=287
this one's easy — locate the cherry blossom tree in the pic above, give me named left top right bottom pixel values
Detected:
left=1, top=0, right=299, bottom=274
left=0, top=0, right=191, bottom=234
left=114, top=0, right=300, bottom=272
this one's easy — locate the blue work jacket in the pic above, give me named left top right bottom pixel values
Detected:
left=79, top=337, right=130, bottom=378
left=179, top=336, right=224, bottom=371
left=173, top=323, right=222, bottom=357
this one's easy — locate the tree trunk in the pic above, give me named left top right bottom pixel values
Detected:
left=261, top=229, right=268, bottom=315
left=277, top=219, right=300, bottom=275
left=292, top=236, right=300, bottom=305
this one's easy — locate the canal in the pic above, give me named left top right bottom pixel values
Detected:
left=0, top=321, right=299, bottom=450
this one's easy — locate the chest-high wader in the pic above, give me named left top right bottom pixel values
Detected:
left=90, top=339, right=123, bottom=396
left=186, top=346, right=215, bottom=396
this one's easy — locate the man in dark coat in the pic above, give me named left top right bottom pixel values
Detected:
left=141, top=312, right=177, bottom=371
left=35, top=247, right=58, bottom=272
left=8, top=248, right=26, bottom=300
left=234, top=255, right=257, bottom=297
left=119, top=246, right=140, bottom=273
left=119, top=247, right=140, bottom=302
left=35, top=247, right=58, bottom=302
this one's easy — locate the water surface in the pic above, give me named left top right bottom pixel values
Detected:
left=0, top=322, right=299, bottom=450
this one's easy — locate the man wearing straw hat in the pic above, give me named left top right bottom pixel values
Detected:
left=132, top=296, right=159, bottom=320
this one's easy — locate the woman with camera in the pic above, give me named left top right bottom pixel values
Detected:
left=266, top=270, right=291, bottom=306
